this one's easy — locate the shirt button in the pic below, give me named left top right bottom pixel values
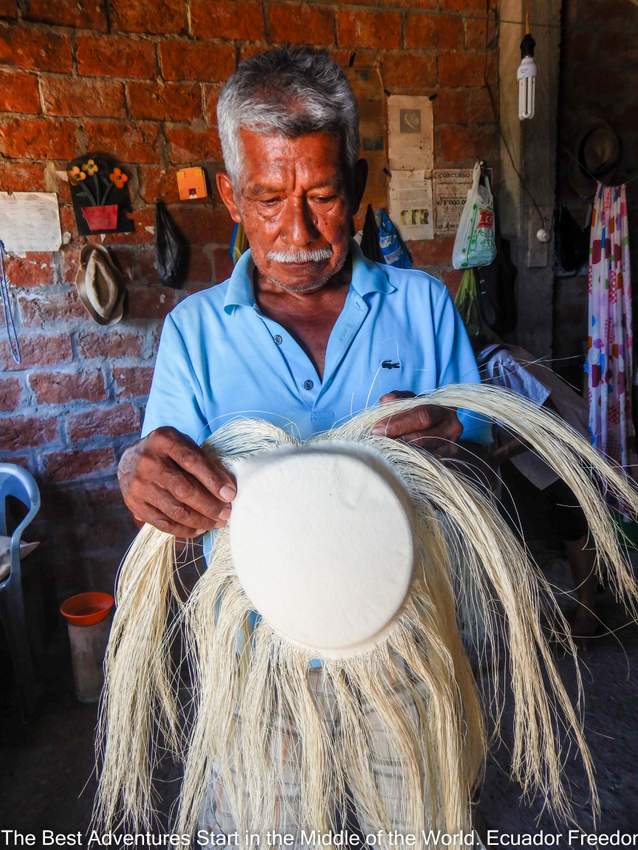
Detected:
left=303, top=379, right=314, bottom=391
left=274, top=334, right=283, bottom=345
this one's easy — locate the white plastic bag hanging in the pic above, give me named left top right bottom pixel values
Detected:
left=452, top=162, right=497, bottom=269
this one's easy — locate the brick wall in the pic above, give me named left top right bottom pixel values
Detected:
left=0, top=0, right=499, bottom=598
left=554, top=0, right=638, bottom=387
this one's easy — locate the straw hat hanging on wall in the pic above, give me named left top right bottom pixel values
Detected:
left=74, top=244, right=126, bottom=325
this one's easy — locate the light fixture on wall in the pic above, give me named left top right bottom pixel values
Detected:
left=517, top=19, right=537, bottom=120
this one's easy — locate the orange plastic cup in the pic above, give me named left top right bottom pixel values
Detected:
left=60, top=591, right=114, bottom=627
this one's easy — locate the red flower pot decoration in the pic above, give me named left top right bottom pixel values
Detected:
left=82, top=204, right=119, bottom=231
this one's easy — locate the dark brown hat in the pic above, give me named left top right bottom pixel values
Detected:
left=568, top=121, right=622, bottom=198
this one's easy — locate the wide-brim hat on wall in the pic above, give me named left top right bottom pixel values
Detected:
left=568, top=120, right=622, bottom=198
left=75, top=244, right=125, bottom=325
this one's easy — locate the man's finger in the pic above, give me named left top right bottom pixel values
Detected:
left=372, top=404, right=441, bottom=437
left=378, top=390, right=416, bottom=404
left=151, top=483, right=229, bottom=532
left=139, top=501, right=204, bottom=539
left=399, top=430, right=459, bottom=456
left=157, top=459, right=233, bottom=521
left=156, top=430, right=237, bottom=501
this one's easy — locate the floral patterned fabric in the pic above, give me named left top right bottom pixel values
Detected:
left=585, top=182, right=636, bottom=472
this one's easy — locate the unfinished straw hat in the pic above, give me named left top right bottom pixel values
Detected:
left=75, top=243, right=125, bottom=325
left=93, top=386, right=638, bottom=842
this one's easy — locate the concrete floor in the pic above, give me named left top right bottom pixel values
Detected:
left=1, top=548, right=637, bottom=845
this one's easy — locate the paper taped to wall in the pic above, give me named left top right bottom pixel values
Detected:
left=0, top=192, right=62, bottom=255
left=433, top=169, right=474, bottom=235
left=388, top=95, right=433, bottom=172
left=389, top=170, right=434, bottom=241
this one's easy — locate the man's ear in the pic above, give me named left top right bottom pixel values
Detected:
left=216, top=172, right=242, bottom=224
left=350, top=158, right=368, bottom=217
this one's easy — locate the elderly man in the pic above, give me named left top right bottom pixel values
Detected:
left=119, top=45, right=486, bottom=539
left=118, top=45, right=488, bottom=839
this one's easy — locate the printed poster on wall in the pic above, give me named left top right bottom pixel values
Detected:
left=433, top=169, right=474, bottom=235
left=389, top=170, right=434, bottom=242
left=388, top=96, right=433, bottom=172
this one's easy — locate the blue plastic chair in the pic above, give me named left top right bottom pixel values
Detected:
left=0, top=463, right=41, bottom=716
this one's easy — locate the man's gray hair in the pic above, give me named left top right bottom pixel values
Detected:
left=217, top=46, right=360, bottom=188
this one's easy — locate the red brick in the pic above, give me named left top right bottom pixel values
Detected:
left=268, top=3, right=335, bottom=46
left=214, top=247, right=234, bottom=284
left=29, top=370, right=107, bottom=404
left=77, top=330, right=144, bottom=359
left=113, top=366, right=153, bottom=398
left=381, top=53, right=437, bottom=91
left=4, top=253, right=54, bottom=287
left=433, top=88, right=468, bottom=124
left=42, top=77, right=126, bottom=119
left=191, top=0, right=264, bottom=40
left=182, top=245, right=214, bottom=289
left=138, top=165, right=180, bottom=204
left=77, top=34, right=157, bottom=79
left=239, top=42, right=273, bottom=63
left=109, top=246, right=159, bottom=285
left=337, top=8, right=400, bottom=49
left=160, top=40, right=235, bottom=83
left=109, top=0, right=186, bottom=34
left=67, top=404, right=141, bottom=442
left=0, top=25, right=72, bottom=72
left=83, top=120, right=162, bottom=165
left=0, top=1, right=17, bottom=18
left=98, top=206, right=155, bottom=247
left=0, top=414, right=59, bottom=451
left=127, top=81, right=202, bottom=121
left=407, top=236, right=455, bottom=269
left=126, top=286, right=182, bottom=319
left=44, top=447, right=115, bottom=482
left=0, top=161, right=47, bottom=192
left=439, top=0, right=485, bottom=10
left=405, top=13, right=464, bottom=50
left=203, top=84, right=221, bottom=126
left=0, top=334, right=73, bottom=371
left=24, top=0, right=107, bottom=30
left=464, top=16, right=489, bottom=51
left=0, top=377, right=21, bottom=412
left=18, top=289, right=86, bottom=326
left=437, top=124, right=498, bottom=165
left=211, top=206, right=234, bottom=244
left=166, top=125, right=221, bottom=164
left=468, top=87, right=494, bottom=124
left=0, top=117, right=79, bottom=159
left=0, top=68, right=40, bottom=113
left=441, top=268, right=462, bottom=296
left=168, top=204, right=216, bottom=244
left=439, top=52, right=486, bottom=87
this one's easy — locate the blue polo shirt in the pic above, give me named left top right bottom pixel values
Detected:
left=142, top=240, right=488, bottom=444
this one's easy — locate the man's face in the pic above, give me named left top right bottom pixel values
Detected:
left=217, top=129, right=366, bottom=293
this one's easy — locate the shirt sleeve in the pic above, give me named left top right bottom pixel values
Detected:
left=141, top=314, right=209, bottom=444
left=433, top=287, right=492, bottom=444
left=491, top=351, right=551, bottom=406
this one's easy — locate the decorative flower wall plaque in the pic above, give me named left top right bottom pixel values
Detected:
left=67, top=153, right=134, bottom=235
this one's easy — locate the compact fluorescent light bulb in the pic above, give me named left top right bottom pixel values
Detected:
left=517, top=32, right=537, bottom=120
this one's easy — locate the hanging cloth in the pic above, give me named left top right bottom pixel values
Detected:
left=585, top=182, right=636, bottom=473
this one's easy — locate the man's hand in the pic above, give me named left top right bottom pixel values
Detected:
left=372, top=391, right=462, bottom=458
left=118, top=427, right=237, bottom=538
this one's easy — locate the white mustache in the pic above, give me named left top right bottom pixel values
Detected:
left=267, top=246, right=333, bottom=264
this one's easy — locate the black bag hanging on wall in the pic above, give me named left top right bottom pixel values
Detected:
left=155, top=201, right=188, bottom=288
left=475, top=234, right=517, bottom=335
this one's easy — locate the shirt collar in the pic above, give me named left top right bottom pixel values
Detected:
left=222, top=237, right=395, bottom=313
